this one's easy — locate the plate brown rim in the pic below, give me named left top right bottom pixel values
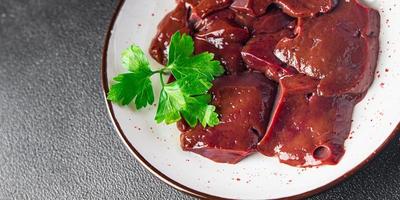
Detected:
left=101, top=0, right=400, bottom=199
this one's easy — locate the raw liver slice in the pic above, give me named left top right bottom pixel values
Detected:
left=194, top=19, right=250, bottom=73
left=190, top=0, right=233, bottom=20
left=233, top=12, right=256, bottom=29
left=241, top=9, right=296, bottom=82
left=179, top=72, right=277, bottom=164
left=242, top=30, right=296, bottom=81
left=257, top=74, right=357, bottom=167
left=149, top=3, right=189, bottom=65
left=190, top=8, right=236, bottom=31
left=252, top=9, right=294, bottom=34
left=274, top=0, right=380, bottom=96
left=196, top=19, right=250, bottom=44
left=195, top=39, right=246, bottom=73
left=274, top=0, right=338, bottom=18
left=230, top=0, right=274, bottom=17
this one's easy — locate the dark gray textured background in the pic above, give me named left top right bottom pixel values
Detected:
left=0, top=0, right=399, bottom=199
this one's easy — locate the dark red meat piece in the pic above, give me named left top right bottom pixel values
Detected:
left=233, top=12, right=256, bottom=29
left=230, top=0, right=274, bottom=17
left=257, top=74, right=357, bottom=167
left=190, top=0, right=233, bottom=21
left=239, top=8, right=296, bottom=81
left=195, top=19, right=249, bottom=73
left=176, top=0, right=201, bottom=8
left=180, top=72, right=277, bottom=164
left=149, top=3, right=190, bottom=65
left=195, top=39, right=245, bottom=74
left=274, top=0, right=338, bottom=18
left=191, top=8, right=236, bottom=31
left=196, top=19, right=250, bottom=43
left=242, top=29, right=296, bottom=81
left=253, top=9, right=293, bottom=34
left=274, top=0, right=380, bottom=96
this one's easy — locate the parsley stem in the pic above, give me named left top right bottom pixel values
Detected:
left=159, top=72, right=165, bottom=87
left=152, top=68, right=170, bottom=75
left=152, top=69, right=163, bottom=74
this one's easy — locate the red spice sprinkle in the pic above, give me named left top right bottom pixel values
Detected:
left=380, top=83, right=385, bottom=88
left=138, top=23, right=142, bottom=27
left=236, top=178, right=241, bottom=181
left=385, top=68, right=389, bottom=72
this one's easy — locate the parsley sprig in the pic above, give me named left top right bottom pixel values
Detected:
left=107, top=32, right=225, bottom=128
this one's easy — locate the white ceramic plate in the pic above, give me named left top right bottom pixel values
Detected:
left=102, top=0, right=400, bottom=199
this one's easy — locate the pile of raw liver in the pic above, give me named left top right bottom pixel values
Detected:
left=150, top=0, right=380, bottom=166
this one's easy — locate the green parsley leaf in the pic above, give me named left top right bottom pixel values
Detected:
left=182, top=94, right=220, bottom=128
left=108, top=32, right=224, bottom=128
left=170, top=52, right=225, bottom=81
left=167, top=32, right=225, bottom=81
left=167, top=32, right=194, bottom=66
left=155, top=76, right=219, bottom=127
left=155, top=80, right=185, bottom=125
left=107, top=45, right=155, bottom=109
left=107, top=72, right=154, bottom=109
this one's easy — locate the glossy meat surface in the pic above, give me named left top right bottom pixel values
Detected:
left=196, top=19, right=250, bottom=43
left=195, top=39, right=246, bottom=74
left=252, top=9, right=294, bottom=34
left=149, top=3, right=189, bottom=65
left=194, top=18, right=249, bottom=73
left=176, top=0, right=201, bottom=8
left=241, top=8, right=295, bottom=81
left=242, top=30, right=296, bottom=81
left=191, top=0, right=232, bottom=20
left=191, top=8, right=236, bottom=31
left=180, top=72, right=277, bottom=164
left=275, top=0, right=338, bottom=17
left=274, top=0, right=380, bottom=96
left=230, top=0, right=274, bottom=17
left=257, top=75, right=357, bottom=167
